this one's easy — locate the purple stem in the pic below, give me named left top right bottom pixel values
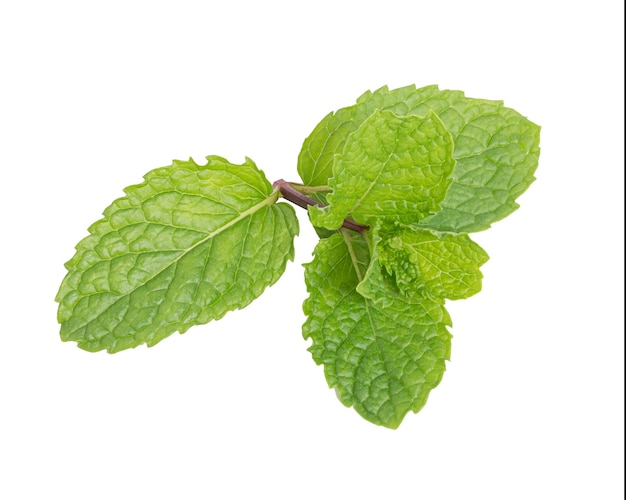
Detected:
left=272, top=179, right=369, bottom=233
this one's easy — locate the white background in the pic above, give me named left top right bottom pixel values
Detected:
left=1, top=1, right=623, bottom=498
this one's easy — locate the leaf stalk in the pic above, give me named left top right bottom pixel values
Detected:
left=273, top=179, right=369, bottom=233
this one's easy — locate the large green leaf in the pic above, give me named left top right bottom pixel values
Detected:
left=56, top=156, right=299, bottom=353
left=298, top=85, right=540, bottom=232
left=308, top=110, right=455, bottom=230
left=303, top=232, right=452, bottom=429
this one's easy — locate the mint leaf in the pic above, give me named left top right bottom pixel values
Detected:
left=56, top=156, right=299, bottom=353
left=375, top=225, right=489, bottom=300
left=419, top=105, right=540, bottom=233
left=297, top=106, right=365, bottom=194
left=303, top=232, right=452, bottom=429
left=298, top=85, right=540, bottom=232
left=297, top=84, right=472, bottom=189
left=308, top=110, right=455, bottom=230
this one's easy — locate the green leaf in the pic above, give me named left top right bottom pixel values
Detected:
left=298, top=85, right=540, bottom=232
left=297, top=85, right=432, bottom=189
left=303, top=232, right=452, bottom=429
left=56, top=156, right=299, bottom=353
left=298, top=105, right=370, bottom=194
left=308, top=110, right=455, bottom=230
left=376, top=225, right=489, bottom=300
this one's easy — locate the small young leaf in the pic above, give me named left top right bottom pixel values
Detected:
left=303, top=232, right=452, bottom=429
left=376, top=225, right=489, bottom=300
left=308, top=110, right=455, bottom=230
left=297, top=105, right=366, bottom=195
left=56, top=156, right=298, bottom=353
left=298, top=84, right=540, bottom=232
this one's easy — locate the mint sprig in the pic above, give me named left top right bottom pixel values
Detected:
left=56, top=85, right=540, bottom=428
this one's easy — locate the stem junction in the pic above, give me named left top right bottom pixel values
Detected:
left=272, top=179, right=369, bottom=233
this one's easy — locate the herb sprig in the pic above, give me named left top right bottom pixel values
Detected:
left=56, top=85, right=540, bottom=428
